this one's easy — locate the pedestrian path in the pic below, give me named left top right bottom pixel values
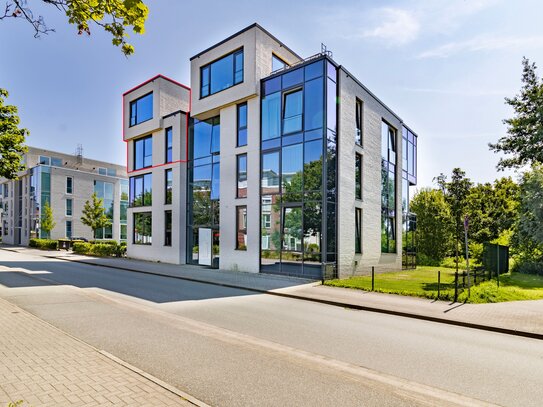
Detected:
left=0, top=296, right=200, bottom=407
left=3, top=245, right=543, bottom=339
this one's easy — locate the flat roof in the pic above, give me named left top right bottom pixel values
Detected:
left=190, top=23, right=302, bottom=61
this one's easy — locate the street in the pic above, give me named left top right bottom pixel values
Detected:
left=1, top=249, right=542, bottom=406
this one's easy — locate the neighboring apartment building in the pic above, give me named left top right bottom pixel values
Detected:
left=124, top=23, right=418, bottom=279
left=0, top=147, right=128, bottom=245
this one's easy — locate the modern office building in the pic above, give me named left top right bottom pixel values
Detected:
left=124, top=23, right=417, bottom=279
left=0, top=146, right=128, bottom=245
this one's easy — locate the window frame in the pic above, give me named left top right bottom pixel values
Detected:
left=282, top=88, right=303, bottom=135
left=272, top=53, right=288, bottom=72
left=65, top=198, right=73, bottom=217
left=165, top=168, right=173, bottom=205
left=165, top=127, right=173, bottom=163
left=236, top=205, right=247, bottom=251
left=129, top=92, right=153, bottom=127
left=355, top=208, right=362, bottom=254
left=66, top=220, right=72, bottom=239
left=133, top=211, right=152, bottom=245
left=200, top=48, right=244, bottom=98
left=134, top=135, right=153, bottom=170
left=236, top=153, right=247, bottom=198
left=129, top=173, right=152, bottom=207
left=355, top=153, right=363, bottom=200
left=237, top=103, right=248, bottom=147
left=356, top=98, right=363, bottom=146
left=66, top=177, right=73, bottom=194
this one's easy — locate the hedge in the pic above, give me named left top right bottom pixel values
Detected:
left=28, top=238, right=58, bottom=250
left=72, top=241, right=126, bottom=257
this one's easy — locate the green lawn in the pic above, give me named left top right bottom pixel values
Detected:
left=324, top=266, right=543, bottom=303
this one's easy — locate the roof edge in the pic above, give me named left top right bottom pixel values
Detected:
left=123, top=74, right=191, bottom=96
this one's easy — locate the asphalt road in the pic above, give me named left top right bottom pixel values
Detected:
left=1, top=249, right=542, bottom=406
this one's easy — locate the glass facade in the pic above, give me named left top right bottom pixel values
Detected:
left=94, top=180, right=113, bottom=239
left=134, top=135, right=152, bottom=170
left=130, top=92, right=153, bottom=127
left=188, top=116, right=221, bottom=265
left=201, top=49, right=244, bottom=97
left=402, top=126, right=418, bottom=269
left=381, top=121, right=397, bottom=253
left=260, top=57, right=337, bottom=279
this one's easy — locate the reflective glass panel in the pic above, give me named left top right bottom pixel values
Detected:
left=261, top=151, right=280, bottom=194
left=305, top=61, right=323, bottom=81
left=304, top=140, right=322, bottom=192
left=304, top=78, right=323, bottom=131
left=282, top=143, right=303, bottom=194
left=262, top=92, right=281, bottom=140
left=283, top=90, right=303, bottom=134
left=282, top=68, right=303, bottom=89
left=210, top=53, right=234, bottom=94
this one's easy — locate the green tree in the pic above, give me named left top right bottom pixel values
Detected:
left=0, top=89, right=28, bottom=179
left=410, top=188, right=453, bottom=265
left=40, top=200, right=55, bottom=238
left=0, top=0, right=148, bottom=56
left=436, top=168, right=472, bottom=269
left=81, top=192, right=110, bottom=238
left=489, top=57, right=543, bottom=169
left=514, top=165, right=543, bottom=258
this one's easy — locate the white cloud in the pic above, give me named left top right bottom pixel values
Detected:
left=417, top=35, right=543, bottom=58
left=361, top=8, right=420, bottom=46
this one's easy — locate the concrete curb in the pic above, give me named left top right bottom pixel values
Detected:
left=2, top=247, right=542, bottom=341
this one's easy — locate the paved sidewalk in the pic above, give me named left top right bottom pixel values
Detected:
left=0, top=297, right=199, bottom=407
left=3, top=246, right=543, bottom=339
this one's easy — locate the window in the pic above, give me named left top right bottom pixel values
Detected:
left=381, top=121, right=397, bottom=254
left=66, top=220, right=72, bottom=239
left=51, top=157, right=62, bottom=167
left=94, top=180, right=114, bottom=239
left=129, top=173, right=152, bottom=207
left=237, top=154, right=247, bottom=198
left=39, top=156, right=50, bottom=166
left=165, top=169, right=172, bottom=204
left=237, top=103, right=247, bottom=147
left=355, top=154, right=362, bottom=200
left=261, top=151, right=280, bottom=194
left=134, top=135, right=153, bottom=170
left=129, top=92, right=153, bottom=126
left=98, top=167, right=107, bottom=175
left=236, top=206, right=247, bottom=250
left=120, top=224, right=127, bottom=241
left=66, top=177, right=73, bottom=194
left=272, top=54, right=287, bottom=72
left=283, top=89, right=303, bottom=134
left=107, top=168, right=117, bottom=177
left=200, top=49, right=244, bottom=97
left=133, top=212, right=152, bottom=244
left=356, top=99, right=363, bottom=145
left=355, top=208, right=362, bottom=254
left=165, top=127, right=173, bottom=163
left=164, top=210, right=172, bottom=246
left=66, top=199, right=73, bottom=216
left=262, top=92, right=281, bottom=141
left=2, top=184, right=6, bottom=198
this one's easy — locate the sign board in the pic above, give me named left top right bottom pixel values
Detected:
left=198, top=228, right=212, bottom=266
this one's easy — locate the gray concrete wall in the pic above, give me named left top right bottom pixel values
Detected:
left=337, top=69, right=403, bottom=278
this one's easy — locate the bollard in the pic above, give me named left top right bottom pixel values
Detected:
left=371, top=266, right=375, bottom=291
left=437, top=270, right=441, bottom=299
left=454, top=271, right=459, bottom=302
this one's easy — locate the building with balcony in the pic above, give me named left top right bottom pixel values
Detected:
left=0, top=146, right=128, bottom=245
left=124, top=23, right=418, bottom=279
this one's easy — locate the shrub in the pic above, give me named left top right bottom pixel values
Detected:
left=73, top=242, right=92, bottom=254
left=90, top=243, right=117, bottom=257
left=512, top=259, right=543, bottom=275
left=29, top=238, right=58, bottom=250
left=89, top=240, right=118, bottom=246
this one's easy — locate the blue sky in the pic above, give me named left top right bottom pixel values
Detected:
left=1, top=0, right=543, bottom=188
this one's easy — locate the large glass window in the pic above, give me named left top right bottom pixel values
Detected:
left=129, top=173, right=152, bottom=207
left=134, top=212, right=152, bottom=244
left=134, top=135, right=153, bottom=170
left=283, top=89, right=303, bottom=135
left=66, top=177, right=73, bottom=194
left=94, top=180, right=114, bottom=239
left=261, top=151, right=280, bottom=195
left=201, top=49, right=244, bottom=97
left=130, top=92, right=153, bottom=127
left=165, top=169, right=172, bottom=204
left=355, top=208, right=362, bottom=254
left=282, top=143, right=303, bottom=196
left=304, top=79, right=323, bottom=132
left=356, top=99, right=363, bottom=145
left=237, top=154, right=247, bottom=198
left=355, top=153, right=362, bottom=200
left=237, top=103, right=247, bottom=147
left=381, top=121, right=397, bottom=253
left=236, top=206, right=247, bottom=250
left=193, top=117, right=220, bottom=159
left=165, top=210, right=172, bottom=246
left=262, top=92, right=281, bottom=141
left=165, top=127, right=173, bottom=163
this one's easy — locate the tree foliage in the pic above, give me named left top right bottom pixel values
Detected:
left=0, top=88, right=28, bottom=179
left=489, top=57, right=543, bottom=169
left=0, top=0, right=149, bottom=56
left=81, top=192, right=110, bottom=237
left=410, top=188, right=453, bottom=264
left=40, top=200, right=55, bottom=237
left=514, top=165, right=543, bottom=257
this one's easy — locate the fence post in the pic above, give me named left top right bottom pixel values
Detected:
left=454, top=271, right=459, bottom=302
left=437, top=270, right=441, bottom=299
left=371, top=266, right=375, bottom=291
